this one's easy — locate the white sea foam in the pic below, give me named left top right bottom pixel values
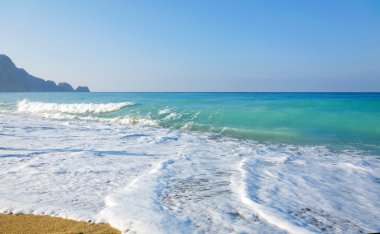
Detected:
left=110, top=116, right=158, bottom=126
left=17, top=99, right=135, bottom=114
left=163, top=113, right=177, bottom=120
left=0, top=113, right=379, bottom=233
left=232, top=158, right=313, bottom=234
left=158, top=108, right=171, bottom=115
left=15, top=100, right=159, bottom=126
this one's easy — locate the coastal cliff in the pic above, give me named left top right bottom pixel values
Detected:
left=0, top=54, right=90, bottom=92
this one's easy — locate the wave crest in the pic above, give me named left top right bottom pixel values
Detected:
left=17, top=100, right=135, bottom=114
left=15, top=100, right=158, bottom=126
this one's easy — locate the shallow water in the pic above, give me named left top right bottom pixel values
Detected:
left=0, top=92, right=379, bottom=233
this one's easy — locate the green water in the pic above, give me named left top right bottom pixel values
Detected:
left=1, top=92, right=379, bottom=152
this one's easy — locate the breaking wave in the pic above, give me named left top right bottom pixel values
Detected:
left=17, top=100, right=135, bottom=114
left=15, top=100, right=159, bottom=126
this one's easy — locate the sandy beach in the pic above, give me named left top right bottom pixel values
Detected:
left=0, top=213, right=120, bottom=234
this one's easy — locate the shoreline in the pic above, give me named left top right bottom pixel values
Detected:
left=0, top=109, right=378, bottom=232
left=0, top=213, right=121, bottom=234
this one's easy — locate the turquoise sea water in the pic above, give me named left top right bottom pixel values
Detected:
left=1, top=92, right=379, bottom=152
left=1, top=92, right=380, bottom=233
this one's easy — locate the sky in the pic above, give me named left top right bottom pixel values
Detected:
left=1, top=0, right=380, bottom=92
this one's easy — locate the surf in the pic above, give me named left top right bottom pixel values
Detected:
left=17, top=99, right=135, bottom=114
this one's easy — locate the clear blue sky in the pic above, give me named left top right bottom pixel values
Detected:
left=1, top=0, right=380, bottom=91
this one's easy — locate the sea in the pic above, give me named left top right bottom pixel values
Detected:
left=0, top=92, right=379, bottom=233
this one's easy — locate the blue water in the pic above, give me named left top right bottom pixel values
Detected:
left=1, top=92, right=380, bottom=152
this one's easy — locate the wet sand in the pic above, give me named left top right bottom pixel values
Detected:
left=0, top=213, right=121, bottom=234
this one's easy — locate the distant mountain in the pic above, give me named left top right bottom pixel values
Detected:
left=0, top=54, right=90, bottom=92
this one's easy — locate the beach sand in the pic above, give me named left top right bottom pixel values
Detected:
left=0, top=213, right=121, bottom=234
